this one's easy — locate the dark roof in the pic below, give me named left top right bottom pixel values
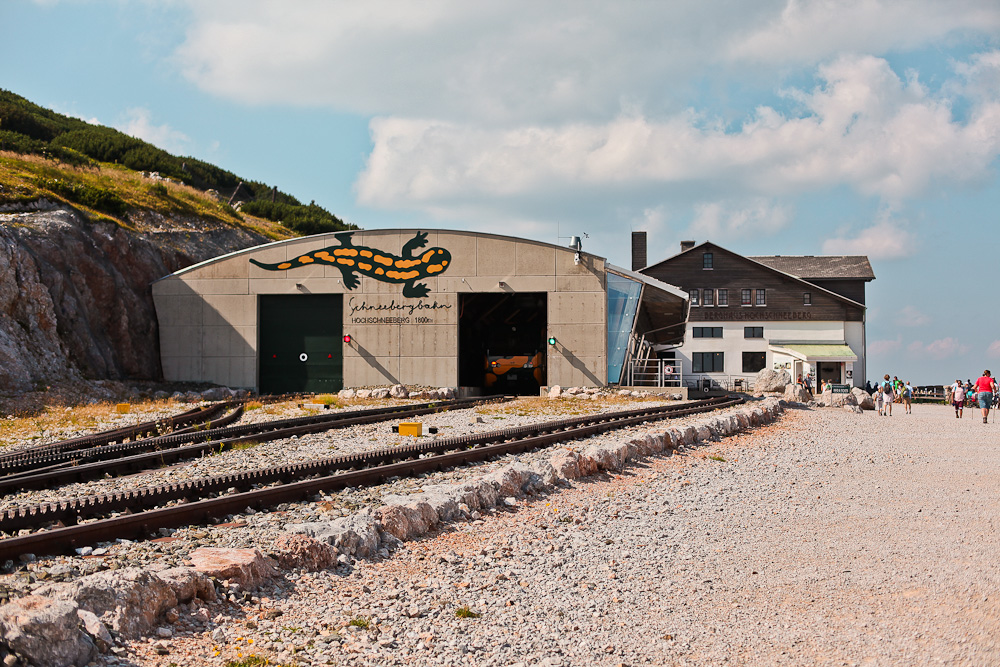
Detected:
left=642, top=241, right=867, bottom=310
left=748, top=255, right=875, bottom=281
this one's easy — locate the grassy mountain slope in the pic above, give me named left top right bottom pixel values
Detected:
left=0, top=89, right=354, bottom=237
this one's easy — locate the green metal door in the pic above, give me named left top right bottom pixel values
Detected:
left=258, top=294, right=343, bottom=394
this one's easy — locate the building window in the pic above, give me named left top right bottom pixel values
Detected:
left=693, top=352, right=724, bottom=373
left=741, top=288, right=752, bottom=306
left=755, top=289, right=766, bottom=306
left=803, top=292, right=812, bottom=306
left=744, top=326, right=763, bottom=338
left=690, top=289, right=700, bottom=306
left=703, top=252, right=713, bottom=269
left=693, top=327, right=723, bottom=338
left=717, top=289, right=728, bottom=306
left=742, top=352, right=766, bottom=373
left=703, top=289, right=714, bottom=306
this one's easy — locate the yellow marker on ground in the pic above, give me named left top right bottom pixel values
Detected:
left=398, top=422, right=422, bottom=437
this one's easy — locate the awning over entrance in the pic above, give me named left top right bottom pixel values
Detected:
left=770, top=343, right=857, bottom=362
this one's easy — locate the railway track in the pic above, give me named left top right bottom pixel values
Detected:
left=0, top=395, right=742, bottom=561
left=0, top=402, right=235, bottom=466
left=0, top=396, right=506, bottom=493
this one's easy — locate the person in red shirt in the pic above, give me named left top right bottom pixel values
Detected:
left=973, top=370, right=997, bottom=423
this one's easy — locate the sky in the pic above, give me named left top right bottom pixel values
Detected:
left=2, top=0, right=1000, bottom=385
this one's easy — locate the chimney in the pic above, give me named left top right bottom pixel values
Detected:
left=680, top=240, right=695, bottom=252
left=631, top=231, right=647, bottom=271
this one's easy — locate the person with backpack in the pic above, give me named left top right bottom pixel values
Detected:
left=902, top=381, right=913, bottom=414
left=881, top=374, right=895, bottom=416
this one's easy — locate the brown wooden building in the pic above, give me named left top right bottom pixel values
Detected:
left=638, top=240, right=874, bottom=391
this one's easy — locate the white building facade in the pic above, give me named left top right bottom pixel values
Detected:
left=638, top=240, right=874, bottom=391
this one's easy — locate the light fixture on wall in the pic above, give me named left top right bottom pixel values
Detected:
left=548, top=336, right=557, bottom=346
left=569, top=236, right=583, bottom=265
left=343, top=334, right=352, bottom=343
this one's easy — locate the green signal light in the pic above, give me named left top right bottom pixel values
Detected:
left=548, top=337, right=557, bottom=345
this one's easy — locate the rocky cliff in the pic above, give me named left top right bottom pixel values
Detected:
left=0, top=202, right=274, bottom=395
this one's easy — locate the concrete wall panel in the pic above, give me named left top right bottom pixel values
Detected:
left=549, top=291, right=604, bottom=325
left=398, top=357, right=458, bottom=387
left=155, top=294, right=204, bottom=327
left=398, top=324, right=457, bottom=357
left=556, top=275, right=605, bottom=292
left=477, top=238, right=517, bottom=278
left=516, top=243, right=556, bottom=276
left=202, top=295, right=255, bottom=327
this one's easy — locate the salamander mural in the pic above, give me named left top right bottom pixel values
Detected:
left=250, top=231, right=451, bottom=298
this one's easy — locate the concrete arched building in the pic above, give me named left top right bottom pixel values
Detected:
left=152, top=229, right=688, bottom=395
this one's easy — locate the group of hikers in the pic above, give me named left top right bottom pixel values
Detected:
left=864, top=375, right=914, bottom=416
left=797, top=370, right=998, bottom=422
left=948, top=371, right=998, bottom=423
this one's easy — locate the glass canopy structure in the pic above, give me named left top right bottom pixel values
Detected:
left=606, top=265, right=689, bottom=384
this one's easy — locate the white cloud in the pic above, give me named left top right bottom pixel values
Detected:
left=869, top=336, right=901, bottom=356
left=907, top=337, right=969, bottom=360
left=897, top=305, right=930, bottom=327
left=729, top=0, right=1000, bottom=65
left=821, top=220, right=916, bottom=260
left=116, top=108, right=190, bottom=154
left=988, top=340, right=1000, bottom=358
left=689, top=199, right=791, bottom=240
left=173, top=1, right=1000, bottom=123
left=353, top=55, right=1000, bottom=219
left=168, top=3, right=1000, bottom=226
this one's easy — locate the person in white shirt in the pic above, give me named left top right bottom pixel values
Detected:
left=951, top=379, right=965, bottom=418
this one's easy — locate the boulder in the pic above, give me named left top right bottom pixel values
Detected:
left=286, top=511, right=381, bottom=558
left=548, top=449, right=583, bottom=480
left=530, top=459, right=560, bottom=486
left=77, top=609, right=112, bottom=652
left=582, top=441, right=633, bottom=471
left=852, top=387, right=875, bottom=410
left=370, top=388, right=390, bottom=399
left=754, top=369, right=791, bottom=393
left=388, top=384, right=409, bottom=399
left=338, top=388, right=356, bottom=399
left=547, top=385, right=562, bottom=398
left=784, top=383, right=809, bottom=402
left=818, top=389, right=858, bottom=408
left=0, top=596, right=96, bottom=667
left=155, top=567, right=217, bottom=603
left=187, top=548, right=279, bottom=590
left=200, top=386, right=232, bottom=401
left=34, top=567, right=177, bottom=640
left=268, top=533, right=338, bottom=571
left=483, top=464, right=538, bottom=497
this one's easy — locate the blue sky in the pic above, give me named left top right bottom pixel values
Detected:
left=3, top=0, right=1000, bottom=385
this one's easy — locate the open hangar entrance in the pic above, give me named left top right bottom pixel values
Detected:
left=459, top=292, right=547, bottom=395
left=258, top=294, right=344, bottom=394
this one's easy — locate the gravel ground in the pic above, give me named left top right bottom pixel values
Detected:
left=107, top=402, right=1000, bottom=667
